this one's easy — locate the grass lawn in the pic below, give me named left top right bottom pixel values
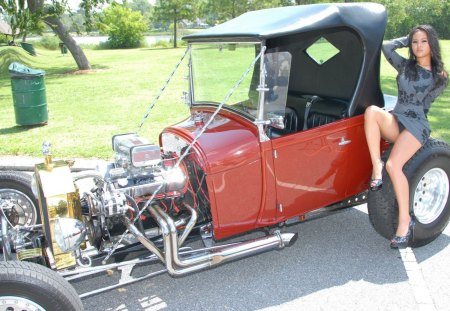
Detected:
left=0, top=41, right=449, bottom=159
left=0, top=46, right=190, bottom=158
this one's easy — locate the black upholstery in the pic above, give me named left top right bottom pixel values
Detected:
left=268, top=95, right=348, bottom=138
left=307, top=113, right=339, bottom=128
left=306, top=98, right=348, bottom=129
left=283, top=107, right=299, bottom=134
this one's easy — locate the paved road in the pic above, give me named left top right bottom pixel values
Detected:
left=76, top=204, right=450, bottom=311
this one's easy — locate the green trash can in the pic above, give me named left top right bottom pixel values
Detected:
left=9, top=62, right=48, bottom=126
left=59, top=42, right=68, bottom=54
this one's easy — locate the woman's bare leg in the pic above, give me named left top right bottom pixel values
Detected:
left=364, top=106, right=400, bottom=180
left=385, top=130, right=422, bottom=236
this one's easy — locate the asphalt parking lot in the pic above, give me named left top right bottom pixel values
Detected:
left=1, top=159, right=448, bottom=311
left=77, top=204, right=450, bottom=311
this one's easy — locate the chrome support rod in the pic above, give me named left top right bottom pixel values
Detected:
left=62, top=255, right=160, bottom=279
left=78, top=268, right=168, bottom=299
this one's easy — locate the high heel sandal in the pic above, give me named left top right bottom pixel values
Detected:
left=390, top=219, right=415, bottom=249
left=369, top=178, right=383, bottom=191
left=369, top=161, right=384, bottom=191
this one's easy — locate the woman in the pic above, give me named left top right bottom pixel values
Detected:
left=364, top=25, right=448, bottom=249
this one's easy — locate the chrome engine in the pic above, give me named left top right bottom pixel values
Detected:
left=75, top=133, right=194, bottom=252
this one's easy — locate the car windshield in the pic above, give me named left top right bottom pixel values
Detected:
left=190, top=43, right=261, bottom=118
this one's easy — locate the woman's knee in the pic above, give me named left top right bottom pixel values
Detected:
left=385, top=159, right=403, bottom=177
left=364, top=105, right=381, bottom=120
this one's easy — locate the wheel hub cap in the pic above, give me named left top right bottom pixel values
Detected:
left=413, top=168, right=449, bottom=224
left=0, top=189, right=36, bottom=227
left=0, top=296, right=45, bottom=311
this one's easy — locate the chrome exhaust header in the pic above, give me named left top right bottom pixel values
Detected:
left=126, top=204, right=298, bottom=276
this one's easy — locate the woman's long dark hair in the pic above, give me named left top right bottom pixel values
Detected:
left=406, top=25, right=447, bottom=83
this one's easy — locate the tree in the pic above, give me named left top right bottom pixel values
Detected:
left=22, top=0, right=120, bottom=70
left=153, top=0, right=197, bottom=48
left=203, top=0, right=247, bottom=21
left=24, top=0, right=92, bottom=69
left=61, top=9, right=96, bottom=34
left=98, top=4, right=147, bottom=48
left=201, top=0, right=295, bottom=24
left=128, top=0, right=153, bottom=18
left=200, top=0, right=449, bottom=39
left=377, top=0, right=449, bottom=39
left=0, top=0, right=44, bottom=42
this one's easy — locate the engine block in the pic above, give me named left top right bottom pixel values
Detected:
left=112, top=133, right=161, bottom=178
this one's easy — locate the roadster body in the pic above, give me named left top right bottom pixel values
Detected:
left=1, top=3, right=449, bottom=310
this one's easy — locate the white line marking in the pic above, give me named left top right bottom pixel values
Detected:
left=399, top=247, right=437, bottom=311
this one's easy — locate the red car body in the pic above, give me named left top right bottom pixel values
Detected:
left=164, top=107, right=374, bottom=239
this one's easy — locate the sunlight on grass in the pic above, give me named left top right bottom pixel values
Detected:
left=0, top=45, right=189, bottom=159
left=0, top=40, right=448, bottom=159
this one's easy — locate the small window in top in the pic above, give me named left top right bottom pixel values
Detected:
left=305, top=37, right=340, bottom=65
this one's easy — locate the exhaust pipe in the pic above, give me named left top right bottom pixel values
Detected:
left=146, top=205, right=298, bottom=276
left=125, top=203, right=297, bottom=276
left=124, top=217, right=165, bottom=263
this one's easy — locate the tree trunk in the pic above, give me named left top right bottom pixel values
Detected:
left=27, top=0, right=91, bottom=70
left=173, top=8, right=177, bottom=48
left=44, top=16, right=91, bottom=70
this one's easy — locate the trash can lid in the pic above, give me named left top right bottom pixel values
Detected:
left=8, top=62, right=45, bottom=78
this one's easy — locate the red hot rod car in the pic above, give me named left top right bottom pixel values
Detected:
left=1, top=3, right=449, bottom=310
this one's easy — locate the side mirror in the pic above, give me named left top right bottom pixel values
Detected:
left=267, top=112, right=285, bottom=130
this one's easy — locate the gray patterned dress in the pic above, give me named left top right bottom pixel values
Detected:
left=382, top=37, right=448, bottom=145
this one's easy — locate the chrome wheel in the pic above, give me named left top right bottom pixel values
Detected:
left=0, top=296, right=45, bottom=311
left=413, top=168, right=449, bottom=225
left=0, top=189, right=38, bottom=227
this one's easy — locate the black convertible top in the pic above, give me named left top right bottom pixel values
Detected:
left=184, top=3, right=388, bottom=116
left=183, top=3, right=386, bottom=45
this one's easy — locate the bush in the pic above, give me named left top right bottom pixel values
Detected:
left=96, top=37, right=148, bottom=50
left=35, top=36, right=60, bottom=50
left=98, top=4, right=148, bottom=49
left=151, top=40, right=171, bottom=49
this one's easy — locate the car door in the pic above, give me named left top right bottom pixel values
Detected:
left=271, top=116, right=369, bottom=220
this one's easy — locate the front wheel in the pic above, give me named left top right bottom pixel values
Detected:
left=0, top=261, right=84, bottom=311
left=0, top=171, right=40, bottom=227
left=368, top=138, right=450, bottom=247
